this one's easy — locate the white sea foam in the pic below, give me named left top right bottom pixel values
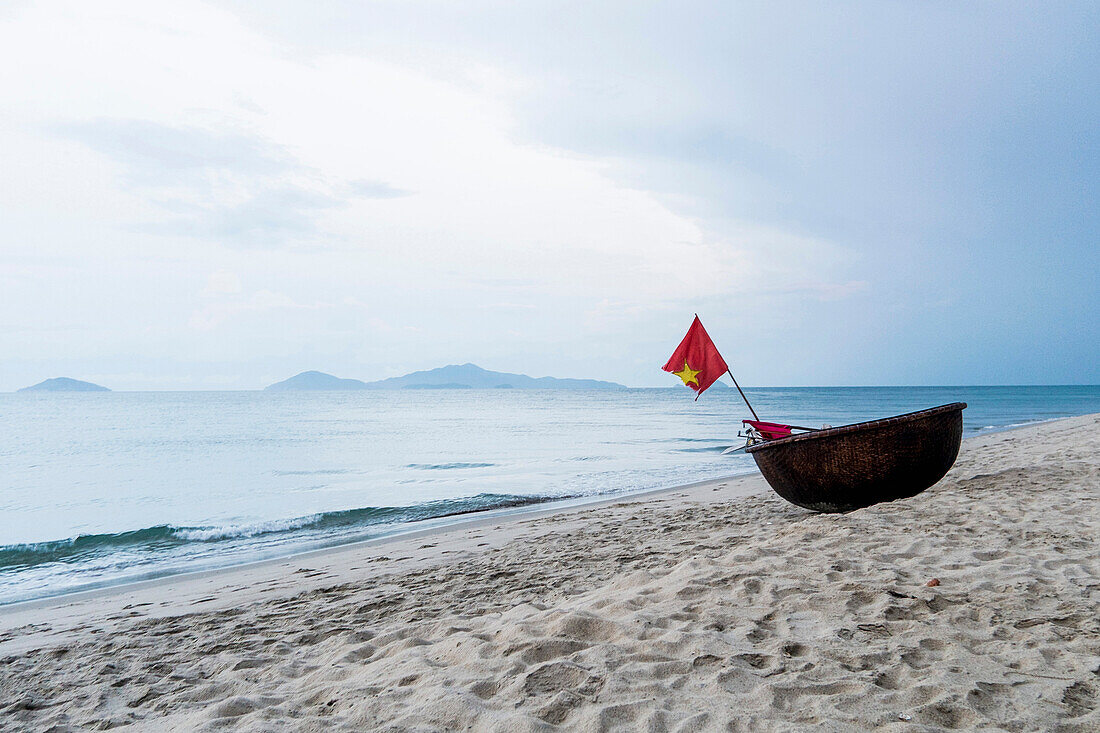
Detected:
left=172, top=516, right=322, bottom=542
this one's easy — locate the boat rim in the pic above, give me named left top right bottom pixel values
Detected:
left=744, top=402, right=967, bottom=453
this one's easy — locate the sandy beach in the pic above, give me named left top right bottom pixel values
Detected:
left=2, top=413, right=1098, bottom=731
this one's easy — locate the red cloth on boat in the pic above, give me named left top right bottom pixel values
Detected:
left=744, top=420, right=792, bottom=440
left=662, top=316, right=729, bottom=399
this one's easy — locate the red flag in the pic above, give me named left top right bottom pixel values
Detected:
left=662, top=316, right=729, bottom=399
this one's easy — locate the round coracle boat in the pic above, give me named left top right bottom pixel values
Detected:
left=746, top=403, right=967, bottom=513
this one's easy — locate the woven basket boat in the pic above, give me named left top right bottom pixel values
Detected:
left=745, top=402, right=966, bottom=513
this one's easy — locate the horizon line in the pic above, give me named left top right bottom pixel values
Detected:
left=7, top=384, right=1100, bottom=394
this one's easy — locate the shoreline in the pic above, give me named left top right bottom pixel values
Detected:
left=0, top=415, right=1063, bottom=612
left=3, top=412, right=1098, bottom=730
left=0, top=470, right=765, bottom=618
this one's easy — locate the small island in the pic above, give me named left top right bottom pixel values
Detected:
left=265, top=364, right=626, bottom=391
left=264, top=371, right=370, bottom=391
left=18, top=377, right=110, bottom=392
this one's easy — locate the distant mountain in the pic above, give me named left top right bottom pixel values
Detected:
left=264, top=371, right=369, bottom=391
left=365, top=363, right=626, bottom=390
left=264, top=364, right=626, bottom=391
left=18, top=377, right=110, bottom=392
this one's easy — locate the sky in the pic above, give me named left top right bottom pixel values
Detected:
left=0, top=0, right=1097, bottom=390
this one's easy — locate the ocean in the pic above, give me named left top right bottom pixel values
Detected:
left=2, top=385, right=1098, bottom=604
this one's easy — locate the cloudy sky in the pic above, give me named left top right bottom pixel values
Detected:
left=1, top=1, right=1096, bottom=390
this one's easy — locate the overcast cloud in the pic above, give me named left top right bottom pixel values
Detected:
left=1, top=1, right=1096, bottom=389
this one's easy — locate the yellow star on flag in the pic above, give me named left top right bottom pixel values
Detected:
left=672, top=361, right=701, bottom=387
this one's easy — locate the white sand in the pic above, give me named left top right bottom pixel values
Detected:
left=2, top=414, right=1098, bottom=731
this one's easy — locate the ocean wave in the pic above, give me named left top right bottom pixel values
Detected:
left=173, top=515, right=322, bottom=541
left=675, top=437, right=733, bottom=443
left=0, top=493, right=562, bottom=571
left=406, top=462, right=496, bottom=470
left=675, top=445, right=734, bottom=453
left=975, top=417, right=1064, bottom=432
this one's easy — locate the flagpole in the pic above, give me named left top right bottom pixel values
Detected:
left=726, top=369, right=760, bottom=422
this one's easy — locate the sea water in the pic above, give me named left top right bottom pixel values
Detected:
left=1, top=385, right=1098, bottom=604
